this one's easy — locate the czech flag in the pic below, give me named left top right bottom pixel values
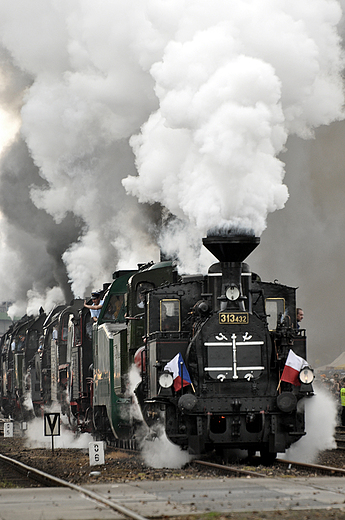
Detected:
left=281, top=349, right=308, bottom=386
left=164, top=353, right=192, bottom=392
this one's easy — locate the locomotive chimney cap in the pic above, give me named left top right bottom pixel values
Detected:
left=203, top=230, right=260, bottom=262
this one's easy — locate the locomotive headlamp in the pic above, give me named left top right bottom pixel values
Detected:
left=159, top=371, right=174, bottom=389
left=226, top=285, right=240, bottom=301
left=298, top=366, right=314, bottom=385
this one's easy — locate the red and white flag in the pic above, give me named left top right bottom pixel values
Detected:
left=281, top=349, right=308, bottom=386
left=164, top=353, right=192, bottom=392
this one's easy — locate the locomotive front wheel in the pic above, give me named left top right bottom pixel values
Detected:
left=260, top=448, right=277, bottom=465
left=92, top=405, right=111, bottom=439
left=247, top=449, right=256, bottom=460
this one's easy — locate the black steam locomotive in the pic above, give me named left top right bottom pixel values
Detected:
left=133, top=233, right=314, bottom=460
left=0, top=299, right=94, bottom=426
left=0, top=233, right=313, bottom=461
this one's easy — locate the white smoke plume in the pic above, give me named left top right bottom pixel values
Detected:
left=283, top=383, right=338, bottom=463
left=140, top=430, right=192, bottom=469
left=0, top=0, right=344, bottom=369
left=124, top=1, right=344, bottom=240
left=127, top=363, right=192, bottom=468
left=25, top=415, right=93, bottom=450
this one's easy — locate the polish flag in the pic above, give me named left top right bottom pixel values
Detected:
left=164, top=353, right=192, bottom=392
left=281, top=349, right=308, bottom=386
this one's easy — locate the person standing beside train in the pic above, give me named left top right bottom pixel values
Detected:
left=341, top=380, right=345, bottom=426
left=296, top=308, right=304, bottom=329
left=84, top=291, right=104, bottom=322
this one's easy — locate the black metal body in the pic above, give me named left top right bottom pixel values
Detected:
left=136, top=233, right=313, bottom=458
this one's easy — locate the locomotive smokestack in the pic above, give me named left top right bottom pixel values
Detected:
left=203, top=231, right=260, bottom=263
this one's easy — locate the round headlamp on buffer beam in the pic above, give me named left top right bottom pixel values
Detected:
left=298, top=366, right=315, bottom=396
left=159, top=371, right=174, bottom=389
left=226, top=285, right=240, bottom=301
left=299, top=366, right=314, bottom=385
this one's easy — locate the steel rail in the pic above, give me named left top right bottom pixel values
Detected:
left=335, top=438, right=345, bottom=450
left=0, top=452, right=149, bottom=520
left=195, top=457, right=345, bottom=477
left=193, top=459, right=270, bottom=478
left=276, top=457, right=345, bottom=475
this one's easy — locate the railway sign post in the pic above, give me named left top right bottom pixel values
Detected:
left=89, top=441, right=105, bottom=466
left=44, top=413, right=60, bottom=454
left=4, top=422, right=13, bottom=438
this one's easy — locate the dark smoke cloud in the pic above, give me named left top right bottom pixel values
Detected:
left=0, top=138, right=83, bottom=311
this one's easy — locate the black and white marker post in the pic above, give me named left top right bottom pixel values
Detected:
left=44, top=413, right=60, bottom=454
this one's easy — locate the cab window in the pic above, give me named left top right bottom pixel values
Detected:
left=136, top=282, right=153, bottom=310
left=61, top=315, right=69, bottom=341
left=160, top=299, right=180, bottom=331
left=103, top=294, right=126, bottom=322
left=265, top=298, right=285, bottom=331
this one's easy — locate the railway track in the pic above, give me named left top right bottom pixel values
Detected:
left=193, top=459, right=271, bottom=478
left=276, top=457, right=345, bottom=475
left=335, top=425, right=345, bottom=450
left=0, top=456, right=47, bottom=487
left=0, top=451, right=150, bottom=520
left=193, top=456, right=345, bottom=478
left=336, top=438, right=345, bottom=449
left=1, top=418, right=345, bottom=486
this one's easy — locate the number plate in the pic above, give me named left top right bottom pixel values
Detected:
left=219, top=312, right=249, bottom=324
